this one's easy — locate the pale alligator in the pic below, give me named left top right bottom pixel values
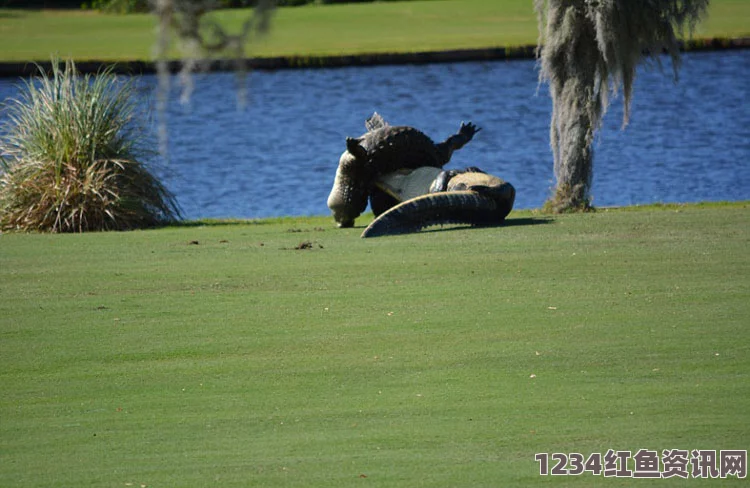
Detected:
left=326, top=113, right=480, bottom=228
left=360, top=166, right=516, bottom=238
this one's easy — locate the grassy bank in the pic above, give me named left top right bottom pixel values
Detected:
left=0, top=0, right=748, bottom=63
left=1, top=203, right=748, bottom=486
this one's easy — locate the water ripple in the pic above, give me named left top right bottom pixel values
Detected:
left=0, top=50, right=747, bottom=220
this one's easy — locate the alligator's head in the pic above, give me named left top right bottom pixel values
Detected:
left=327, top=149, right=370, bottom=228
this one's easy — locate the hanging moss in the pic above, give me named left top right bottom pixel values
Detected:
left=535, top=0, right=709, bottom=213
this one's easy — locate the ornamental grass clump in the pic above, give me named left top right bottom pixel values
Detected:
left=0, top=59, right=180, bottom=232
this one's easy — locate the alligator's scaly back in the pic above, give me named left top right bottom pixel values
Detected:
left=365, top=112, right=388, bottom=131
left=361, top=191, right=500, bottom=238
left=361, top=169, right=516, bottom=238
left=356, top=126, right=444, bottom=174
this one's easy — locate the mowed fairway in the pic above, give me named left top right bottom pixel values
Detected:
left=0, top=0, right=748, bottom=62
left=1, top=204, right=748, bottom=486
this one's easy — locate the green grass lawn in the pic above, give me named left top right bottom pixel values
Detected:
left=1, top=203, right=748, bottom=486
left=0, top=0, right=748, bottom=62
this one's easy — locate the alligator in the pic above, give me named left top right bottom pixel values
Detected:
left=326, top=113, right=480, bottom=228
left=361, top=166, right=516, bottom=238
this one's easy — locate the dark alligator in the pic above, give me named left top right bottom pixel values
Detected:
left=361, top=167, right=516, bottom=238
left=326, top=113, right=480, bottom=228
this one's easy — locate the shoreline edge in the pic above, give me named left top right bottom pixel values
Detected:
left=0, top=37, right=748, bottom=78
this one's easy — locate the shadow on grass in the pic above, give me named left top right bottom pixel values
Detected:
left=172, top=217, right=555, bottom=233
left=503, top=216, right=554, bottom=227
left=171, top=218, right=279, bottom=228
left=385, top=216, right=555, bottom=236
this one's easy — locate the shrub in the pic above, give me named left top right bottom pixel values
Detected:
left=0, top=59, right=180, bottom=232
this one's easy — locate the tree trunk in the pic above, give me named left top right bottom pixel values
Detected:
left=544, top=3, right=599, bottom=212
left=536, top=0, right=709, bottom=213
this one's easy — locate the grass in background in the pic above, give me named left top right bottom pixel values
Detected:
left=1, top=203, right=748, bottom=486
left=0, top=0, right=747, bottom=62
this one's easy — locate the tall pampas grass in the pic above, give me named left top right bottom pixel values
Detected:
left=0, top=59, right=180, bottom=232
left=535, top=0, right=709, bottom=212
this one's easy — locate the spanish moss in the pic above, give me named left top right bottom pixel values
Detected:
left=152, top=0, right=276, bottom=156
left=535, top=0, right=709, bottom=212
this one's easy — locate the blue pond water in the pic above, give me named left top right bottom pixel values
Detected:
left=1, top=50, right=748, bottom=220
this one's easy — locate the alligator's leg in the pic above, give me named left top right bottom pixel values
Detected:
left=472, top=182, right=516, bottom=222
left=434, top=122, right=481, bottom=165
left=370, top=186, right=400, bottom=217
left=433, top=167, right=485, bottom=192
left=429, top=170, right=459, bottom=193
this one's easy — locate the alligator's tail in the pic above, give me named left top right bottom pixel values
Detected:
left=361, top=191, right=501, bottom=238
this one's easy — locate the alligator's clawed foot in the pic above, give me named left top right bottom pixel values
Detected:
left=459, top=122, right=481, bottom=140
